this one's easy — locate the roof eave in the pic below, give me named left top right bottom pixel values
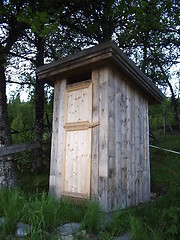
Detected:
left=36, top=41, right=164, bottom=104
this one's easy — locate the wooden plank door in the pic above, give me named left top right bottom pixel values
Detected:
left=61, top=81, right=92, bottom=199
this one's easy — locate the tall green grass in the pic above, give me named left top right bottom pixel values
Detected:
left=0, top=189, right=88, bottom=239
left=0, top=189, right=106, bottom=239
left=1, top=131, right=180, bottom=239
left=103, top=131, right=180, bottom=239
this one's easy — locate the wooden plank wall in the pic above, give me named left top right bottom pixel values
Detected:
left=50, top=66, right=150, bottom=211
left=91, top=66, right=150, bottom=212
left=107, top=68, right=150, bottom=211
left=49, top=78, right=67, bottom=197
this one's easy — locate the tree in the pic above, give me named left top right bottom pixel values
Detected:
left=2, top=0, right=179, bottom=183
left=62, top=0, right=133, bottom=44
left=7, top=0, right=85, bottom=172
left=116, top=0, right=180, bottom=128
left=0, top=0, right=29, bottom=186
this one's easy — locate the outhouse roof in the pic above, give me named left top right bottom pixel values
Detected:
left=36, top=41, right=164, bottom=104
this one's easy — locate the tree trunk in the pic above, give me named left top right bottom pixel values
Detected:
left=157, top=61, right=180, bottom=129
left=0, top=63, right=16, bottom=187
left=32, top=35, right=45, bottom=172
left=167, top=79, right=180, bottom=129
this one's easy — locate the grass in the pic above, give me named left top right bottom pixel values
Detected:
left=0, top=131, right=180, bottom=239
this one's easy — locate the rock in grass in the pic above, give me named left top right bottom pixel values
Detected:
left=16, top=222, right=31, bottom=237
left=59, top=235, right=74, bottom=240
left=57, top=222, right=81, bottom=236
left=0, top=217, right=5, bottom=227
left=115, top=232, right=131, bottom=240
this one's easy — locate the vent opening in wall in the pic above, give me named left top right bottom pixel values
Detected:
left=67, top=71, right=91, bottom=85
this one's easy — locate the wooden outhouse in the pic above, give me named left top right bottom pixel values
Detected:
left=37, top=41, right=163, bottom=212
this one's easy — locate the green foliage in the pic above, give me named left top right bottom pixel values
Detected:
left=0, top=188, right=26, bottom=238
left=18, top=172, right=49, bottom=194
left=105, top=209, right=129, bottom=237
left=8, top=93, right=53, bottom=145
left=149, top=97, right=178, bottom=131
left=8, top=97, right=35, bottom=144
left=129, top=215, right=150, bottom=240
left=2, top=91, right=180, bottom=239
left=0, top=189, right=83, bottom=239
left=0, top=189, right=103, bottom=239
left=81, top=200, right=104, bottom=234
left=7, top=97, right=35, bottom=173
left=7, top=95, right=53, bottom=173
left=158, top=207, right=179, bottom=237
left=21, top=192, right=59, bottom=239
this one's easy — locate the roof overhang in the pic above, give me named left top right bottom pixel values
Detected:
left=36, top=41, right=164, bottom=104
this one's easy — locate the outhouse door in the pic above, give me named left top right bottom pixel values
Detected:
left=61, top=81, right=93, bottom=199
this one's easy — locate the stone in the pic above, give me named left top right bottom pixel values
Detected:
left=60, top=235, right=74, bottom=240
left=16, top=222, right=31, bottom=238
left=0, top=217, right=5, bottom=228
left=115, top=232, right=131, bottom=240
left=57, top=222, right=81, bottom=236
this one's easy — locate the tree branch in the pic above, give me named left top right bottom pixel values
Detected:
left=9, top=51, right=36, bottom=64
left=6, top=80, right=34, bottom=86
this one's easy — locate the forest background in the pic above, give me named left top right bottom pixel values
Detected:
left=0, top=1, right=180, bottom=239
left=0, top=0, right=179, bottom=186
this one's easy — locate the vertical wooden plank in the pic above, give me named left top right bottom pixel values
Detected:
left=88, top=83, right=93, bottom=122
left=120, top=78, right=127, bottom=209
left=138, top=95, right=144, bottom=204
left=98, top=67, right=109, bottom=211
left=134, top=90, right=140, bottom=205
left=55, top=78, right=67, bottom=198
left=134, top=91, right=137, bottom=205
left=49, top=80, right=61, bottom=196
left=114, top=73, right=122, bottom=210
left=126, top=84, right=132, bottom=207
left=142, top=97, right=147, bottom=202
left=140, top=96, right=144, bottom=170
left=143, top=100, right=150, bottom=202
left=61, top=89, right=68, bottom=193
left=107, top=69, right=115, bottom=211
left=131, top=88, right=136, bottom=206
left=146, top=103, right=150, bottom=201
left=143, top=98, right=147, bottom=173
left=91, top=70, right=99, bottom=199
left=49, top=79, right=67, bottom=198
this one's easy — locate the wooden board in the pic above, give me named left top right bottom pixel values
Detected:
left=64, top=129, right=91, bottom=196
left=91, top=69, right=100, bottom=199
left=0, top=141, right=40, bottom=157
left=49, top=78, right=67, bottom=197
left=107, top=68, right=115, bottom=210
left=66, top=81, right=92, bottom=123
left=98, top=67, right=109, bottom=211
left=61, top=81, right=92, bottom=198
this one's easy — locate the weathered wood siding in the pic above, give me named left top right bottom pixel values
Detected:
left=91, top=70, right=100, bottom=199
left=49, top=78, right=67, bottom=198
left=91, top=66, right=150, bottom=212
left=50, top=66, right=150, bottom=212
